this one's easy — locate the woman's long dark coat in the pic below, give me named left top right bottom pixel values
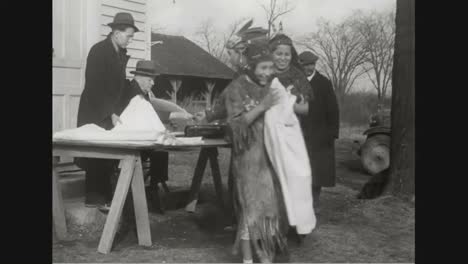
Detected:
left=305, top=71, right=340, bottom=187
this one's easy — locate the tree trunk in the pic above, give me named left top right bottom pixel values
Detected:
left=388, top=0, right=415, bottom=197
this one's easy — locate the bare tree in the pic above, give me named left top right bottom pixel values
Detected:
left=258, top=0, right=295, bottom=38
left=298, top=16, right=368, bottom=105
left=151, top=23, right=166, bottom=34
left=195, top=19, right=221, bottom=58
left=357, top=10, right=396, bottom=101
left=218, top=18, right=249, bottom=66
left=195, top=18, right=247, bottom=66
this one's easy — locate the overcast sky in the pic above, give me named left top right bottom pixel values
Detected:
left=148, top=0, right=396, bottom=92
left=149, top=0, right=395, bottom=38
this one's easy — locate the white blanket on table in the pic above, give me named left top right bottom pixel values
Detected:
left=53, top=95, right=203, bottom=145
left=264, top=78, right=316, bottom=234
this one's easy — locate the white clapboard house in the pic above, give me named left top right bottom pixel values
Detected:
left=53, top=0, right=151, bottom=135
left=53, top=0, right=151, bottom=196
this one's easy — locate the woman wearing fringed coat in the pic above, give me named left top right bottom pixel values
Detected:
left=224, top=42, right=288, bottom=263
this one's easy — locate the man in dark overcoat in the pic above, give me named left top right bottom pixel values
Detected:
left=76, top=12, right=139, bottom=208
left=298, top=51, right=340, bottom=213
left=117, top=60, right=171, bottom=213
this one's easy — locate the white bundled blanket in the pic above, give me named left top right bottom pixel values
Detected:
left=113, top=94, right=166, bottom=132
left=264, top=78, right=316, bottom=234
left=53, top=95, right=203, bottom=145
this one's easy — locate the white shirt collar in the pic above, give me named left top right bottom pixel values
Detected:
left=307, top=70, right=316, bottom=81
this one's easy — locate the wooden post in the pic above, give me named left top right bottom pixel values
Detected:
left=169, top=78, right=182, bottom=104
left=52, top=156, right=67, bottom=240
left=131, top=156, right=152, bottom=247
left=185, top=147, right=224, bottom=212
left=204, top=80, right=216, bottom=109
left=98, top=157, right=136, bottom=254
left=208, top=148, right=225, bottom=209
left=185, top=148, right=210, bottom=213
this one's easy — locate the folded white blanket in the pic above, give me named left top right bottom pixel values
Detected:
left=54, top=95, right=166, bottom=141
left=113, top=95, right=167, bottom=132
left=264, top=78, right=316, bottom=235
left=53, top=95, right=204, bottom=146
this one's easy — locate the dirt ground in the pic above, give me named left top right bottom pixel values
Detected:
left=52, top=128, right=415, bottom=263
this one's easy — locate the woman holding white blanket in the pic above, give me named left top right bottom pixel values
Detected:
left=263, top=78, right=316, bottom=237
left=225, top=42, right=289, bottom=263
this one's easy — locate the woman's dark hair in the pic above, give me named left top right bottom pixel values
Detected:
left=269, top=34, right=302, bottom=70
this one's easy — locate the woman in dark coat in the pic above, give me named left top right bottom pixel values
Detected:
left=75, top=12, right=138, bottom=208
left=298, top=51, right=340, bottom=212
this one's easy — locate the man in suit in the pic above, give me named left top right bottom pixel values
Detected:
left=298, top=51, right=340, bottom=213
left=118, top=60, right=180, bottom=214
left=76, top=12, right=139, bottom=209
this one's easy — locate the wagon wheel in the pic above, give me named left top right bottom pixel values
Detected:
left=360, top=134, right=391, bottom=175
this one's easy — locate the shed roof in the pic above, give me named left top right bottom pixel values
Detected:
left=151, top=33, right=235, bottom=80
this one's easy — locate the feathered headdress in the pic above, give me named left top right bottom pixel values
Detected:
left=226, top=18, right=268, bottom=52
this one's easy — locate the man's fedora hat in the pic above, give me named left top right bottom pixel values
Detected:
left=298, top=51, right=319, bottom=65
left=130, top=60, right=159, bottom=77
left=108, top=12, right=139, bottom=32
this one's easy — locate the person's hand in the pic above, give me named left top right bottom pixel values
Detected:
left=194, top=111, right=206, bottom=122
left=296, top=94, right=306, bottom=104
left=111, top=114, right=122, bottom=126
left=148, top=90, right=156, bottom=100
left=260, top=89, right=281, bottom=110
left=169, top=119, right=178, bottom=130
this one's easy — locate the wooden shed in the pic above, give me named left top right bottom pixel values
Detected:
left=150, top=33, right=235, bottom=110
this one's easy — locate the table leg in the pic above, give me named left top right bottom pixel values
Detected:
left=131, top=156, right=152, bottom=247
left=185, top=148, right=210, bottom=212
left=52, top=156, right=67, bottom=240
left=98, top=157, right=136, bottom=254
left=208, top=148, right=225, bottom=209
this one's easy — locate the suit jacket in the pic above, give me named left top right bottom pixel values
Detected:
left=306, top=71, right=340, bottom=145
left=77, top=34, right=130, bottom=129
left=305, top=70, right=340, bottom=187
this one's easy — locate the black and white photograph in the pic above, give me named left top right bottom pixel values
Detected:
left=52, top=0, right=414, bottom=262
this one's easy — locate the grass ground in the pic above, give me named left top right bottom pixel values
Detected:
left=52, top=124, right=414, bottom=263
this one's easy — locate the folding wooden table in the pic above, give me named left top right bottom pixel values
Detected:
left=52, top=138, right=230, bottom=254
